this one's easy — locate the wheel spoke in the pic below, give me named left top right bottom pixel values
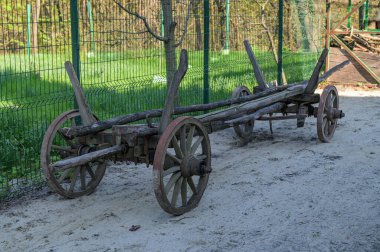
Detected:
left=165, top=172, right=182, bottom=194
left=52, top=145, right=75, bottom=153
left=57, top=131, right=76, bottom=148
left=171, top=136, right=183, bottom=159
left=163, top=166, right=180, bottom=177
left=80, top=166, right=86, bottom=190
left=331, top=94, right=336, bottom=106
left=171, top=177, right=183, bottom=206
left=190, top=136, right=203, bottom=154
left=186, top=126, right=195, bottom=152
left=324, top=117, right=329, bottom=136
left=180, top=126, right=187, bottom=155
left=69, top=168, right=80, bottom=192
left=86, top=164, right=96, bottom=180
left=196, top=155, right=207, bottom=161
left=166, top=152, right=182, bottom=164
left=187, top=177, right=197, bottom=195
left=181, top=178, right=187, bottom=206
left=57, top=169, right=71, bottom=183
left=326, top=92, right=332, bottom=109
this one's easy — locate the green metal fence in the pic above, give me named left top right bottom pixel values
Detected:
left=0, top=0, right=324, bottom=201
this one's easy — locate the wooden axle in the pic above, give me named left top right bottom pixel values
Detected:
left=51, top=145, right=126, bottom=171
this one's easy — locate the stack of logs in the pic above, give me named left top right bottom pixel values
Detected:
left=333, top=33, right=380, bottom=54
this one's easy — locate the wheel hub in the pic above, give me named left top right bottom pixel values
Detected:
left=180, top=155, right=211, bottom=178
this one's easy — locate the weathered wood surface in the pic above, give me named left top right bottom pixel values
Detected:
left=195, top=86, right=302, bottom=124
left=225, top=102, right=286, bottom=125
left=159, top=49, right=188, bottom=134
left=257, top=114, right=307, bottom=121
left=65, top=62, right=97, bottom=125
left=61, top=59, right=348, bottom=139
left=61, top=85, right=290, bottom=138
left=51, top=145, right=125, bottom=171
left=304, top=49, right=328, bottom=94
left=244, top=40, right=267, bottom=90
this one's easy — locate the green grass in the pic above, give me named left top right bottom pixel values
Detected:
left=0, top=48, right=319, bottom=199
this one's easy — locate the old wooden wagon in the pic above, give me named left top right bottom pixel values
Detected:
left=40, top=41, right=347, bottom=215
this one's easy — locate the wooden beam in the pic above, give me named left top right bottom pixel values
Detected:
left=244, top=40, right=267, bottom=90
left=331, top=34, right=380, bottom=84
left=332, top=0, right=367, bottom=32
left=225, top=103, right=286, bottom=125
left=196, top=86, right=304, bottom=123
left=305, top=49, right=329, bottom=94
left=332, top=30, right=380, bottom=35
left=51, top=145, right=125, bottom=171
left=65, top=62, right=97, bottom=125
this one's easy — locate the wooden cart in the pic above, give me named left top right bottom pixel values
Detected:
left=40, top=41, right=347, bottom=215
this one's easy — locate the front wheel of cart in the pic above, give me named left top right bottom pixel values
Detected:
left=153, top=117, right=212, bottom=215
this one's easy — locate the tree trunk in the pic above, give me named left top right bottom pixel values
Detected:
left=161, top=0, right=178, bottom=104
left=214, top=0, right=226, bottom=49
left=192, top=0, right=202, bottom=50
left=32, top=0, right=41, bottom=54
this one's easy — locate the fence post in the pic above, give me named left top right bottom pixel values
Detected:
left=223, top=0, right=230, bottom=55
left=203, top=0, right=210, bottom=105
left=277, top=0, right=284, bottom=86
left=70, top=0, right=80, bottom=82
left=86, top=1, right=95, bottom=53
left=364, top=0, right=369, bottom=30
left=325, top=0, right=331, bottom=73
left=27, top=4, right=32, bottom=56
left=70, top=0, right=80, bottom=111
left=347, top=0, right=352, bottom=28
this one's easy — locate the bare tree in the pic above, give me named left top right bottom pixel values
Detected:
left=214, top=0, right=226, bottom=49
left=192, top=0, right=202, bottom=50
left=113, top=0, right=193, bottom=98
left=254, top=0, right=287, bottom=84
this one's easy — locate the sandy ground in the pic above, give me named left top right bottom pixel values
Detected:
left=1, top=87, right=380, bottom=252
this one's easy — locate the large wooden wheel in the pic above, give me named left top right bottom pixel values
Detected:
left=317, top=85, right=340, bottom=143
left=231, top=86, right=254, bottom=140
left=41, top=110, right=106, bottom=198
left=153, top=117, right=211, bottom=215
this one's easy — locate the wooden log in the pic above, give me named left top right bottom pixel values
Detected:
left=159, top=49, right=188, bottom=134
left=244, top=40, right=267, bottom=90
left=51, top=145, right=125, bottom=171
left=286, top=94, right=320, bottom=103
left=61, top=61, right=347, bottom=139
left=65, top=62, right=97, bottom=125
left=196, top=86, right=304, bottom=123
left=257, top=114, right=307, bottom=121
left=304, top=49, right=328, bottom=94
left=225, top=103, right=286, bottom=125
left=61, top=85, right=290, bottom=138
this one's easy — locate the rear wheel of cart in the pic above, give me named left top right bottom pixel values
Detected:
left=231, top=86, right=254, bottom=140
left=41, top=110, right=106, bottom=198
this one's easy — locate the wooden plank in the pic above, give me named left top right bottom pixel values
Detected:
left=61, top=61, right=346, bottom=139
left=65, top=62, right=97, bottom=125
left=332, top=0, right=367, bottom=31
left=225, top=103, right=286, bottom=125
left=51, top=145, right=125, bottom=171
left=244, top=40, right=267, bottom=90
left=304, top=49, right=329, bottom=94
left=196, top=86, right=304, bottom=123
left=331, top=35, right=380, bottom=84
left=328, top=48, right=378, bottom=84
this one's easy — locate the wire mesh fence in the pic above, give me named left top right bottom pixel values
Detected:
left=0, top=0, right=325, bottom=201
